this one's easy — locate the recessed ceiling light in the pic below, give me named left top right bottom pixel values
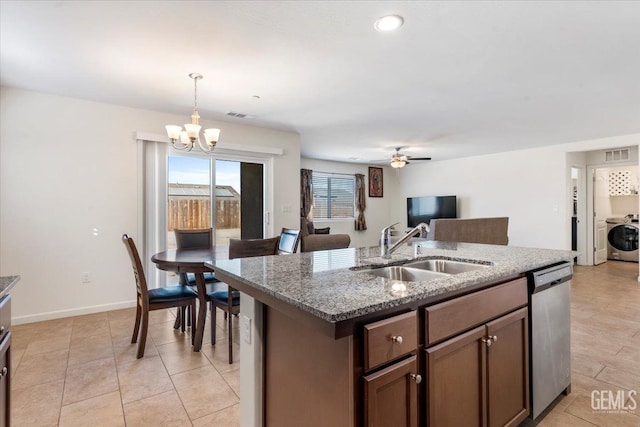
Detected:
left=374, top=15, right=404, bottom=32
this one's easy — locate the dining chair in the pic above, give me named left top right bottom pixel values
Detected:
left=278, top=228, right=301, bottom=254
left=174, top=228, right=218, bottom=285
left=122, top=234, right=197, bottom=359
left=210, top=236, right=280, bottom=363
left=173, top=228, right=221, bottom=329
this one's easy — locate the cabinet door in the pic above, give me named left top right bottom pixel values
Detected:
left=486, top=307, right=529, bottom=427
left=426, top=325, right=487, bottom=427
left=364, top=355, right=419, bottom=427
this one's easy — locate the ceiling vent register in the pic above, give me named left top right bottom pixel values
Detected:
left=226, top=112, right=256, bottom=119
left=604, top=149, right=630, bottom=162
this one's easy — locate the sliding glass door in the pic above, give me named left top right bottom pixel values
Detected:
left=142, top=139, right=272, bottom=288
left=165, top=154, right=265, bottom=251
left=167, top=156, right=213, bottom=250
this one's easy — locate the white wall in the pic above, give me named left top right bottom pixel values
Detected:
left=0, top=86, right=300, bottom=323
left=596, top=166, right=639, bottom=217
left=391, top=133, right=640, bottom=250
left=300, top=158, right=398, bottom=248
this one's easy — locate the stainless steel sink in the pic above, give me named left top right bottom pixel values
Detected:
left=404, top=259, right=490, bottom=274
left=365, top=266, right=449, bottom=281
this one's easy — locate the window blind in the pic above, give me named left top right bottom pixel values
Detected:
left=312, top=173, right=355, bottom=219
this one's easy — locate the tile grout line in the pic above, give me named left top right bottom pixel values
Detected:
left=154, top=310, right=198, bottom=425
left=107, top=314, right=128, bottom=426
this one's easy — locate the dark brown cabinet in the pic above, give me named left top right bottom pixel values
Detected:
left=425, top=307, right=529, bottom=427
left=0, top=332, right=10, bottom=427
left=426, top=325, right=487, bottom=426
left=486, top=307, right=529, bottom=427
left=0, top=294, right=10, bottom=427
left=255, top=272, right=530, bottom=427
left=364, top=355, right=419, bottom=427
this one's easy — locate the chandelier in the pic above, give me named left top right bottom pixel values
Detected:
left=165, top=73, right=220, bottom=153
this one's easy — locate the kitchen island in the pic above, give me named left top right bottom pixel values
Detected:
left=208, top=242, right=574, bottom=427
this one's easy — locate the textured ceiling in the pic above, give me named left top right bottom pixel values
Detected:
left=1, top=1, right=639, bottom=164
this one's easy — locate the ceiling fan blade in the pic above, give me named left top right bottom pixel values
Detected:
left=408, top=157, right=432, bottom=161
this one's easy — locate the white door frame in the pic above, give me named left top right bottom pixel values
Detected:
left=586, top=160, right=638, bottom=265
left=570, top=165, right=588, bottom=265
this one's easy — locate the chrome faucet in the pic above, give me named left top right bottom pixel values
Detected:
left=380, top=222, right=430, bottom=259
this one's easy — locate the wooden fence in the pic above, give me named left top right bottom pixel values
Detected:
left=168, top=198, right=240, bottom=231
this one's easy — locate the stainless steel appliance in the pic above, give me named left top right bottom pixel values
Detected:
left=606, top=217, right=639, bottom=262
left=528, top=262, right=573, bottom=419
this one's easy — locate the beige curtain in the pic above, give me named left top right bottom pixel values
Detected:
left=355, top=173, right=367, bottom=231
left=300, top=169, right=313, bottom=219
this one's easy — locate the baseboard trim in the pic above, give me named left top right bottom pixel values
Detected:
left=11, top=300, right=137, bottom=325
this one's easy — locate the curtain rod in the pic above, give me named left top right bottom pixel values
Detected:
left=311, top=170, right=359, bottom=177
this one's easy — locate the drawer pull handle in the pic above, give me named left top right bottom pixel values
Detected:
left=0, top=326, right=4, bottom=335
left=490, top=335, right=498, bottom=342
left=390, top=335, right=403, bottom=344
left=0, top=367, right=6, bottom=378
left=410, top=374, right=422, bottom=384
left=482, top=337, right=493, bottom=347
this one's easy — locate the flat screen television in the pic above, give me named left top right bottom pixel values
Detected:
left=407, top=195, right=457, bottom=227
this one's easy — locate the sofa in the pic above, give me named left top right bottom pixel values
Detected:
left=427, top=217, right=509, bottom=245
left=300, top=217, right=351, bottom=252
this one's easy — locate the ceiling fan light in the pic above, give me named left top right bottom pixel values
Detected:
left=390, top=159, right=406, bottom=168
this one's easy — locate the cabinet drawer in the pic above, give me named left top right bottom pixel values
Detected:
left=425, top=277, right=527, bottom=346
left=364, top=311, right=417, bottom=371
left=0, top=295, right=10, bottom=343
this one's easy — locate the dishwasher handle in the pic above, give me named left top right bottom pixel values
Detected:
left=529, top=262, right=573, bottom=294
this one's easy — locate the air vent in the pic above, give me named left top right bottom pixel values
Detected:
left=604, top=148, right=630, bottom=162
left=226, top=112, right=256, bottom=119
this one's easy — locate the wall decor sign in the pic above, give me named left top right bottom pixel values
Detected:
left=368, top=167, right=383, bottom=197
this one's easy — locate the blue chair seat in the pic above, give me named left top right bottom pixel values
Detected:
left=207, top=290, right=240, bottom=305
left=148, top=286, right=197, bottom=304
left=185, top=271, right=219, bottom=285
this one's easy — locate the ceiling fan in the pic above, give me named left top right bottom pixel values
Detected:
left=384, top=147, right=432, bottom=169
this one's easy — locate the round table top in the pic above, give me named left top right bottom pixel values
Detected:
left=151, top=247, right=228, bottom=272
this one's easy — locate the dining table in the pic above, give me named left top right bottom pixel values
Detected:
left=151, top=247, right=228, bottom=352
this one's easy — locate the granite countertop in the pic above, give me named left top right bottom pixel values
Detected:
left=0, top=275, right=20, bottom=298
left=207, top=242, right=574, bottom=324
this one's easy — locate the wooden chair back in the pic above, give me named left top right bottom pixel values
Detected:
left=122, top=234, right=148, bottom=306
left=174, top=228, right=213, bottom=249
left=278, top=228, right=301, bottom=254
left=228, top=236, right=279, bottom=259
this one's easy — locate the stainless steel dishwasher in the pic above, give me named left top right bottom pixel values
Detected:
left=527, top=262, right=573, bottom=419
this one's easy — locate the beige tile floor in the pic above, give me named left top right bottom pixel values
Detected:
left=11, top=306, right=240, bottom=427
left=9, top=261, right=640, bottom=426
